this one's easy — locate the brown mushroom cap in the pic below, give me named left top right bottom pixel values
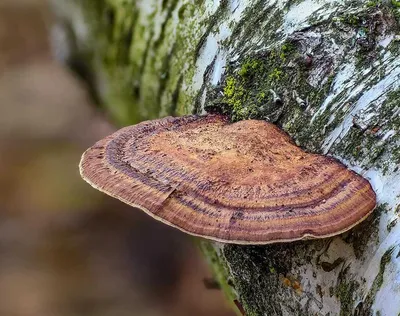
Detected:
left=79, top=115, right=376, bottom=244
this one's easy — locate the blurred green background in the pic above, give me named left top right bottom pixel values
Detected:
left=0, top=1, right=234, bottom=315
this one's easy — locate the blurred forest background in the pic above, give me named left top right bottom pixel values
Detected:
left=0, top=0, right=234, bottom=315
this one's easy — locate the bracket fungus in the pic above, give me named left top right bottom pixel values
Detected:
left=79, top=115, right=376, bottom=244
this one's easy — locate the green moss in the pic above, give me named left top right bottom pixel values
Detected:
left=343, top=15, right=362, bottom=26
left=392, top=0, right=400, bottom=8
left=366, top=0, right=382, bottom=7
left=269, top=266, right=276, bottom=274
left=238, top=59, right=262, bottom=77
left=224, top=76, right=239, bottom=98
left=213, top=39, right=337, bottom=152
left=217, top=45, right=295, bottom=122
left=279, top=42, right=296, bottom=61
left=335, top=278, right=360, bottom=316
left=268, top=68, right=283, bottom=81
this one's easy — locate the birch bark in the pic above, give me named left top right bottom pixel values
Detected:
left=51, top=1, right=400, bottom=314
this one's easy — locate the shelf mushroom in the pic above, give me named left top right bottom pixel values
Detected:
left=79, top=115, right=376, bottom=244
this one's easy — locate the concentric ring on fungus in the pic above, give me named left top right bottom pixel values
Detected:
left=79, top=115, right=376, bottom=244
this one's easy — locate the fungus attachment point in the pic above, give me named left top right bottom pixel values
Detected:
left=79, top=115, right=376, bottom=244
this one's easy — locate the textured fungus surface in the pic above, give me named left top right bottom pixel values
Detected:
left=80, top=115, right=376, bottom=244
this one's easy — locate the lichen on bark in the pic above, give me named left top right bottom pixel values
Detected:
left=52, top=0, right=400, bottom=315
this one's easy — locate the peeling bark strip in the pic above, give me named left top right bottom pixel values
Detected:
left=53, top=0, right=400, bottom=315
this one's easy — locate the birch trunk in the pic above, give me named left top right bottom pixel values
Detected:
left=51, top=1, right=400, bottom=315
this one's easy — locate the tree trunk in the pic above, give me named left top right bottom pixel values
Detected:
left=51, top=0, right=400, bottom=315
